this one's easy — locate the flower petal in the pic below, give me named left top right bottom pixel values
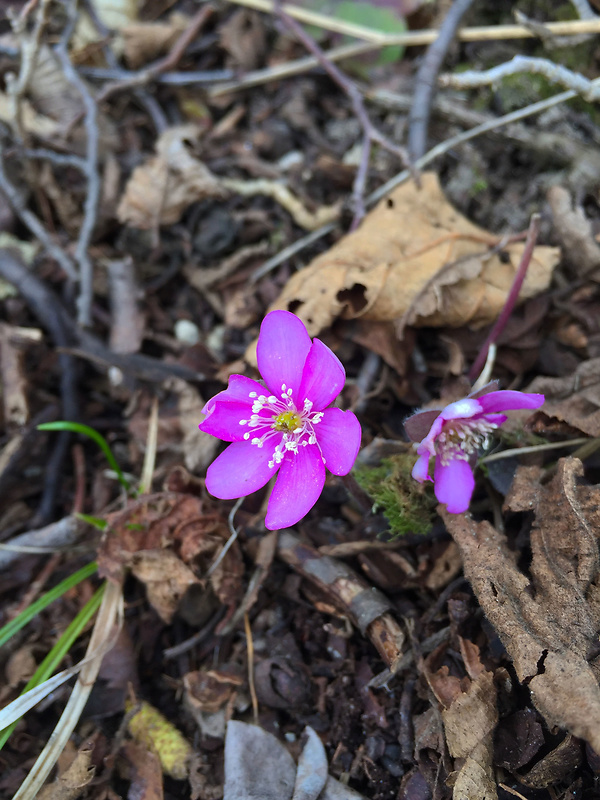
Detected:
left=201, top=374, right=265, bottom=414
left=316, top=407, right=361, bottom=475
left=297, top=339, right=345, bottom=411
left=477, top=391, right=545, bottom=413
left=265, top=445, right=326, bottom=529
left=256, top=310, right=312, bottom=398
left=412, top=450, right=432, bottom=483
left=205, top=440, right=277, bottom=499
left=199, top=375, right=266, bottom=442
left=433, top=458, right=475, bottom=514
left=440, top=398, right=482, bottom=421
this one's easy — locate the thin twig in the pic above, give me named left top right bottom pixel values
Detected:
left=0, top=142, right=78, bottom=280
left=273, top=0, right=409, bottom=228
left=95, top=4, right=214, bottom=104
left=80, top=67, right=234, bottom=85
left=468, top=214, right=541, bottom=382
left=7, top=0, right=51, bottom=142
left=224, top=1, right=600, bottom=44
left=210, top=17, right=600, bottom=98
left=81, top=0, right=169, bottom=133
left=408, top=0, right=475, bottom=163
left=0, top=249, right=79, bottom=525
left=570, top=0, right=596, bottom=19
left=54, top=0, right=100, bottom=327
left=440, top=54, right=600, bottom=102
left=252, top=84, right=592, bottom=280
left=244, top=612, right=259, bottom=725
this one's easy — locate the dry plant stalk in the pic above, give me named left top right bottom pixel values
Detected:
left=277, top=531, right=405, bottom=671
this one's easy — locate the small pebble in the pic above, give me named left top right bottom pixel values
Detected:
left=175, top=319, right=200, bottom=346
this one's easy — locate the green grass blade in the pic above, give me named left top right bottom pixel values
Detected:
left=0, top=561, right=98, bottom=650
left=0, top=583, right=105, bottom=751
left=37, top=422, right=130, bottom=491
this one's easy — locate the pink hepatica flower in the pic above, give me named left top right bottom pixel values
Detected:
left=198, top=310, right=361, bottom=530
left=404, top=384, right=545, bottom=514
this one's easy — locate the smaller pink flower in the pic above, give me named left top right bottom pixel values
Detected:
left=404, top=383, right=545, bottom=514
left=199, top=310, right=361, bottom=530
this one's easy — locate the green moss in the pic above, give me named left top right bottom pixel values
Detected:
left=353, top=453, right=436, bottom=537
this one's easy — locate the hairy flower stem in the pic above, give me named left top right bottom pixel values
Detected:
left=468, top=213, right=541, bottom=383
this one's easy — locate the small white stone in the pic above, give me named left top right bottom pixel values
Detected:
left=108, top=366, right=124, bottom=386
left=174, top=318, right=200, bottom=345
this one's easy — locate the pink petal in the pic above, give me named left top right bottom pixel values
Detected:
left=265, top=445, right=326, bottom=529
left=316, top=407, right=361, bottom=475
left=205, top=440, right=278, bottom=499
left=412, top=451, right=432, bottom=483
left=256, top=311, right=311, bottom=399
left=200, top=374, right=265, bottom=416
left=433, top=458, right=475, bottom=513
left=440, top=398, right=482, bottom=421
left=199, top=400, right=255, bottom=442
left=477, top=391, right=545, bottom=413
left=404, top=409, right=442, bottom=443
left=297, top=339, right=345, bottom=411
left=199, top=375, right=267, bottom=442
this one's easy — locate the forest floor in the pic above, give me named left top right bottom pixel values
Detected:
left=2, top=1, right=600, bottom=798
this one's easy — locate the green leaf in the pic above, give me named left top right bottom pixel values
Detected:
left=38, top=421, right=130, bottom=491
left=0, top=561, right=98, bottom=649
left=335, top=1, right=406, bottom=64
left=0, top=583, right=105, bottom=750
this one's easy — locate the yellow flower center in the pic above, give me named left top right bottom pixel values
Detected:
left=274, top=410, right=302, bottom=432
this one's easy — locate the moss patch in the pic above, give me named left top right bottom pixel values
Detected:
left=354, top=454, right=436, bottom=537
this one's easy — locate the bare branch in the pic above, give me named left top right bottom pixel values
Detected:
left=54, top=0, right=101, bottom=326
left=440, top=55, right=600, bottom=102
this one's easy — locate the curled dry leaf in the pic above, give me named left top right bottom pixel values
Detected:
left=121, top=14, right=189, bottom=69
left=442, top=457, right=600, bottom=752
left=117, top=126, right=339, bottom=231
left=426, top=639, right=498, bottom=800
left=97, top=493, right=244, bottom=622
left=121, top=741, right=164, bottom=800
left=267, top=173, right=559, bottom=338
left=527, top=356, right=600, bottom=436
left=117, top=126, right=226, bottom=229
left=38, top=741, right=95, bottom=800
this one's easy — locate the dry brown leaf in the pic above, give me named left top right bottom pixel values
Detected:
left=97, top=493, right=244, bottom=620
left=121, top=14, right=189, bottom=69
left=5, top=645, right=36, bottom=688
left=130, top=549, right=199, bottom=624
left=267, top=172, right=559, bottom=338
left=117, top=126, right=226, bottom=229
left=38, top=741, right=95, bottom=800
left=219, top=9, right=266, bottom=71
left=425, top=641, right=497, bottom=799
left=0, top=93, right=59, bottom=138
left=527, top=357, right=600, bottom=436
left=442, top=457, right=600, bottom=751
left=122, top=741, right=164, bottom=800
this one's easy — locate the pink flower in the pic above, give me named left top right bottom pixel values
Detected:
left=404, top=384, right=545, bottom=514
left=198, top=310, right=361, bottom=530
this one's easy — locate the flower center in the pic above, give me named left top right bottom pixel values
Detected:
left=239, top=384, right=325, bottom=469
left=436, top=418, right=498, bottom=466
left=274, top=410, right=302, bottom=432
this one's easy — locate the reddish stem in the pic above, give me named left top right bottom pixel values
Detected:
left=468, top=213, right=541, bottom=382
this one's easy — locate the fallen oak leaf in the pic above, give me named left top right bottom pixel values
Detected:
left=441, top=457, right=600, bottom=751
left=265, top=172, right=558, bottom=338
